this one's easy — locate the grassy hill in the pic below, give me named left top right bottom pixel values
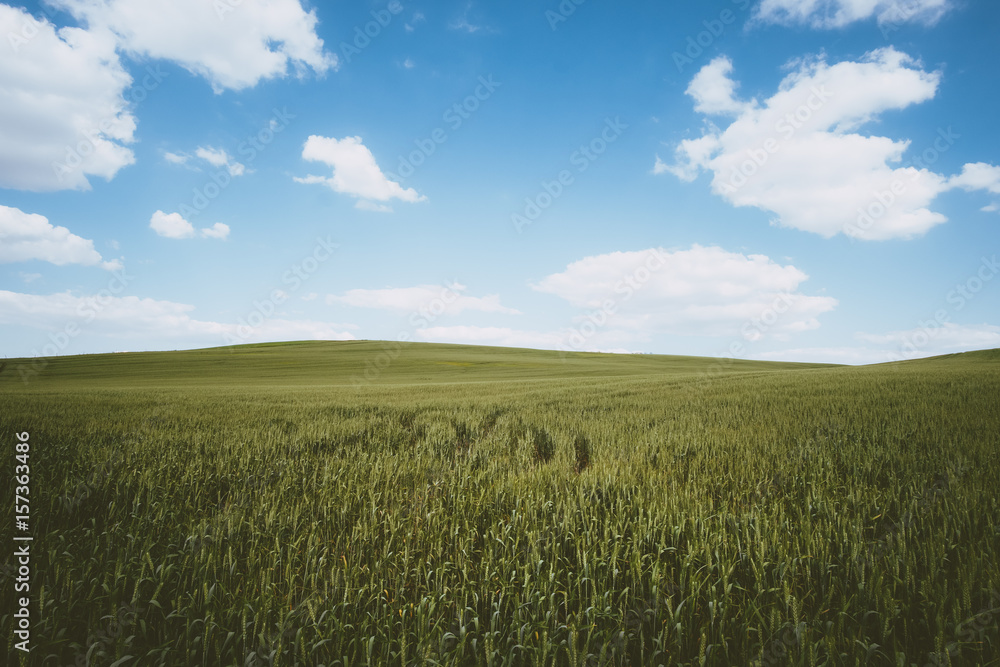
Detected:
left=0, top=339, right=838, bottom=388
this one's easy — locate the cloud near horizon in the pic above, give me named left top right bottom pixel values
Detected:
left=0, top=289, right=356, bottom=350
left=327, top=284, right=520, bottom=316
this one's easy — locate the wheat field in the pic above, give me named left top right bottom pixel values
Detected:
left=2, top=342, right=998, bottom=666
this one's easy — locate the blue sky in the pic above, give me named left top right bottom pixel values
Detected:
left=1, top=0, right=999, bottom=365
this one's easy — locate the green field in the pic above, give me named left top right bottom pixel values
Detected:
left=2, top=342, right=999, bottom=666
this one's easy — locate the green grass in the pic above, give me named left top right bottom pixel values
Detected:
left=0, top=340, right=835, bottom=388
left=2, top=342, right=998, bottom=666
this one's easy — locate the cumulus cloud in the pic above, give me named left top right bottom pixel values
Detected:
left=660, top=49, right=1000, bottom=240
left=149, top=210, right=194, bottom=239
left=533, top=245, right=837, bottom=340
left=0, top=4, right=135, bottom=191
left=686, top=56, right=749, bottom=116
left=947, top=163, right=1000, bottom=194
left=327, top=284, right=520, bottom=315
left=200, top=222, right=231, bottom=240
left=295, top=135, right=426, bottom=209
left=0, top=205, right=121, bottom=270
left=50, top=0, right=337, bottom=92
left=754, top=0, right=954, bottom=29
left=149, top=211, right=229, bottom=240
left=391, top=247, right=836, bottom=354
left=0, top=289, right=356, bottom=350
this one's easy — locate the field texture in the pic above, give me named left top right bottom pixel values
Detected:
left=2, top=342, right=999, bottom=666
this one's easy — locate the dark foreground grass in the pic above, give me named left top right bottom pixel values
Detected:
left=1, top=342, right=998, bottom=666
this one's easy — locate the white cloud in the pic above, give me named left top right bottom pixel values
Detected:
left=686, top=56, right=749, bottom=116
left=296, top=135, right=426, bottom=208
left=327, top=284, right=520, bottom=315
left=194, top=146, right=246, bottom=176
left=652, top=156, right=671, bottom=176
left=403, top=58, right=415, bottom=69
left=0, top=290, right=356, bottom=347
left=149, top=210, right=195, bottom=239
left=0, top=205, right=120, bottom=270
left=947, top=162, right=1000, bottom=194
left=754, top=0, right=953, bottom=29
left=19, top=272, right=42, bottom=283
left=0, top=5, right=135, bottom=191
left=149, top=211, right=229, bottom=240
left=200, top=222, right=230, bottom=240
left=384, top=247, right=837, bottom=354
left=533, top=245, right=837, bottom=340
left=982, top=204, right=999, bottom=213
left=661, top=49, right=1000, bottom=240
left=165, top=146, right=247, bottom=175
left=51, top=0, right=337, bottom=92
